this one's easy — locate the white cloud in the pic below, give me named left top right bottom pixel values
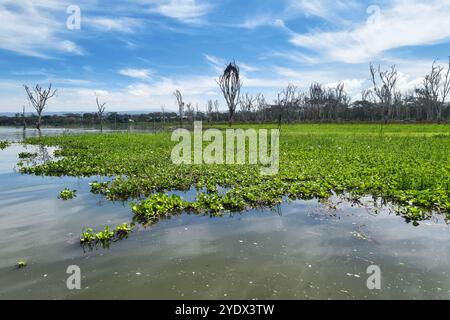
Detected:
left=0, top=0, right=86, bottom=58
left=290, top=0, right=450, bottom=63
left=84, top=17, right=142, bottom=33
left=286, top=0, right=359, bottom=21
left=236, top=15, right=279, bottom=29
left=118, top=68, right=153, bottom=80
left=265, top=50, right=320, bottom=65
left=204, top=54, right=224, bottom=67
left=59, top=40, right=84, bottom=55
left=146, top=0, right=211, bottom=23
left=240, top=63, right=259, bottom=73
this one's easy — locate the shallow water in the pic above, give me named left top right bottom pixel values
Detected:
left=0, top=127, right=449, bottom=299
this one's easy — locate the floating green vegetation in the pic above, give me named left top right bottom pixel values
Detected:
left=131, top=193, right=187, bottom=219
left=0, top=140, right=10, bottom=150
left=21, top=124, right=450, bottom=229
left=58, top=188, right=77, bottom=200
left=18, top=152, right=38, bottom=159
left=16, top=260, right=27, bottom=269
left=80, top=223, right=133, bottom=248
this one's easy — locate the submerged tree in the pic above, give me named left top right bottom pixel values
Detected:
left=96, top=96, right=107, bottom=132
left=217, top=62, right=242, bottom=126
left=173, top=89, right=184, bottom=127
left=23, top=83, right=57, bottom=129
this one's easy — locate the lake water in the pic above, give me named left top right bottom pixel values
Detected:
left=0, top=127, right=449, bottom=299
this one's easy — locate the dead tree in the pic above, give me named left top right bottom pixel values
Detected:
left=255, top=93, right=267, bottom=123
left=185, top=103, right=194, bottom=124
left=174, top=90, right=184, bottom=127
left=278, top=84, right=298, bottom=124
left=217, top=62, right=242, bottom=126
left=22, top=105, right=27, bottom=130
left=214, top=100, right=220, bottom=122
left=370, top=64, right=398, bottom=124
left=361, top=89, right=374, bottom=102
left=23, top=84, right=57, bottom=129
left=96, top=96, right=107, bottom=132
left=421, top=58, right=450, bottom=122
left=195, top=104, right=199, bottom=121
left=239, top=93, right=256, bottom=122
left=161, top=105, right=165, bottom=130
left=440, top=58, right=450, bottom=123
left=206, top=100, right=213, bottom=123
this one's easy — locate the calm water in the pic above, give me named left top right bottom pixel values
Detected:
left=0, top=127, right=449, bottom=299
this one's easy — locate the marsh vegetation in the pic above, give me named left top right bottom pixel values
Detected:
left=19, top=123, right=450, bottom=245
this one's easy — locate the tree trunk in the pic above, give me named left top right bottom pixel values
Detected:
left=36, top=113, right=42, bottom=130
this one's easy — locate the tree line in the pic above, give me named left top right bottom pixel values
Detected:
left=7, top=58, right=450, bottom=129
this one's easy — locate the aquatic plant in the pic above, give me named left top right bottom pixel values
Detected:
left=95, top=225, right=114, bottom=242
left=131, top=193, right=187, bottom=218
left=0, top=140, right=10, bottom=150
left=80, top=227, right=96, bottom=244
left=58, top=188, right=77, bottom=200
left=114, top=223, right=132, bottom=239
left=80, top=223, right=133, bottom=247
left=18, top=152, right=38, bottom=159
left=89, top=181, right=109, bottom=194
left=21, top=124, right=450, bottom=226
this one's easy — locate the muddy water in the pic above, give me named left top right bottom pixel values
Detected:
left=0, top=127, right=449, bottom=299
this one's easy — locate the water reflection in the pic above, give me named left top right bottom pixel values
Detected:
left=0, top=127, right=450, bottom=299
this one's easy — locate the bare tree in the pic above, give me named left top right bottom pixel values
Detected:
left=370, top=64, right=398, bottom=124
left=214, top=100, right=220, bottom=122
left=206, top=100, right=213, bottom=123
left=195, top=104, right=199, bottom=121
left=23, top=84, right=57, bottom=129
left=185, top=102, right=193, bottom=124
left=440, top=57, right=450, bottom=123
left=255, top=93, right=267, bottom=123
left=278, top=84, right=299, bottom=124
left=174, top=90, right=184, bottom=127
left=161, top=105, right=165, bottom=130
left=361, top=89, right=374, bottom=102
left=217, top=62, right=242, bottom=126
left=22, top=104, right=27, bottom=130
left=420, top=58, right=450, bottom=122
left=239, top=93, right=256, bottom=122
left=96, top=96, right=107, bottom=132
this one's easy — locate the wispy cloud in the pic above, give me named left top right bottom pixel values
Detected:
left=0, top=0, right=84, bottom=58
left=290, top=0, right=450, bottom=63
left=59, top=40, right=84, bottom=56
left=84, top=17, right=142, bottom=33
left=145, top=0, right=212, bottom=24
left=118, top=68, right=153, bottom=80
left=286, top=0, right=360, bottom=22
left=235, top=15, right=280, bottom=29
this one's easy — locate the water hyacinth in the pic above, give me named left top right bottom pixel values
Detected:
left=58, top=188, right=77, bottom=200
left=19, top=124, right=449, bottom=235
left=0, top=140, right=10, bottom=150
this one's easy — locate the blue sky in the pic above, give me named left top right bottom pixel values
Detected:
left=1, top=0, right=450, bottom=112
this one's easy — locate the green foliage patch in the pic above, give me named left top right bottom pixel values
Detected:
left=80, top=223, right=133, bottom=248
left=58, top=188, right=77, bottom=200
left=0, top=140, right=10, bottom=150
left=21, top=124, right=450, bottom=237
